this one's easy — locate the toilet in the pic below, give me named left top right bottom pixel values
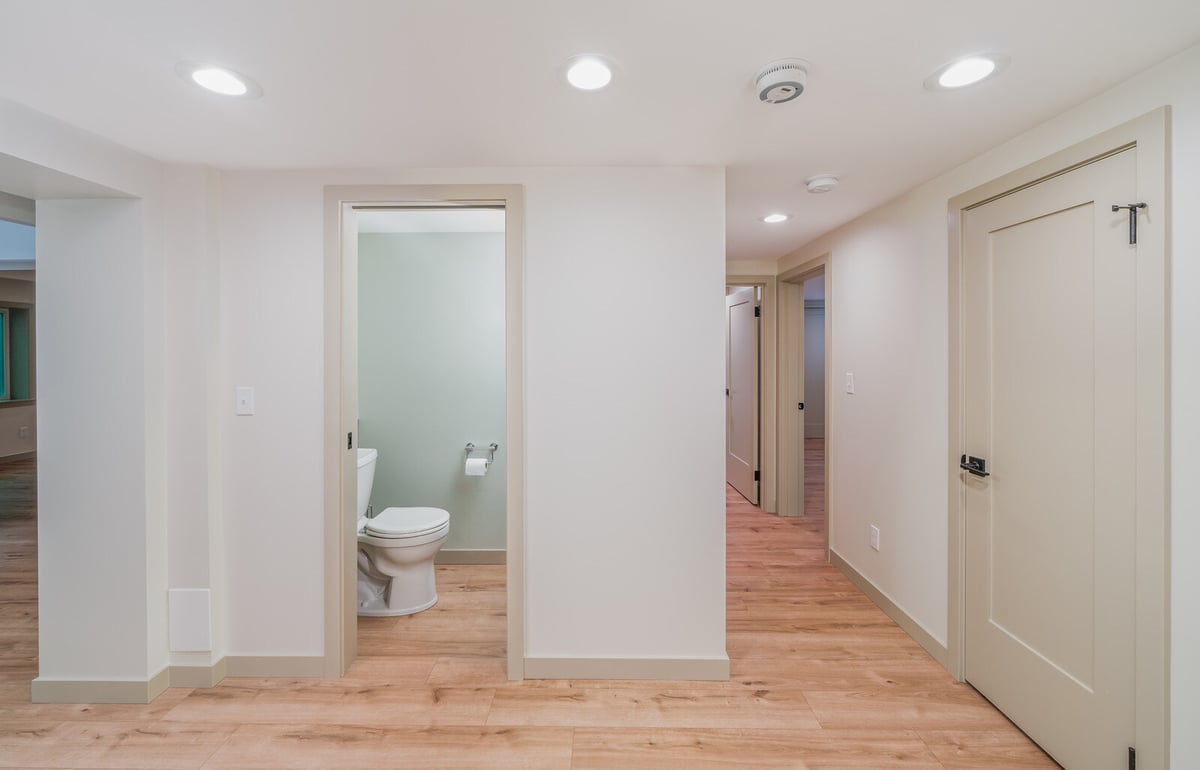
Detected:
left=355, top=447, right=450, bottom=616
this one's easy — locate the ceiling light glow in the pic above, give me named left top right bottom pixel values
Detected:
left=566, top=57, right=613, bottom=90
left=191, top=67, right=248, bottom=96
left=762, top=213, right=789, bottom=224
left=925, top=54, right=1008, bottom=91
left=938, top=57, right=996, bottom=88
left=175, top=61, right=263, bottom=98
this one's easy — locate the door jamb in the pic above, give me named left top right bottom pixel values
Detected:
left=323, top=184, right=526, bottom=681
left=777, top=256, right=831, bottom=558
left=725, top=274, right=776, bottom=513
left=946, top=108, right=1169, bottom=766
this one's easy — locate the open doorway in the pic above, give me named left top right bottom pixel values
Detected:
left=725, top=284, right=759, bottom=505
left=800, top=274, right=826, bottom=539
left=323, top=185, right=526, bottom=680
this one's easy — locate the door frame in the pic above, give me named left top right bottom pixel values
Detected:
left=323, top=184, right=526, bottom=681
left=725, top=273, right=776, bottom=513
left=778, top=255, right=831, bottom=556
left=947, top=108, right=1169, bottom=765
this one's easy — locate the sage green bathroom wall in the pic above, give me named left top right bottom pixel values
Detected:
left=358, top=232, right=505, bottom=551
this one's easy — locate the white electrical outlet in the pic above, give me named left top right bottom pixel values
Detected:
left=845, top=372, right=856, bottom=394
left=236, top=386, right=256, bottom=416
left=870, top=525, right=880, bottom=551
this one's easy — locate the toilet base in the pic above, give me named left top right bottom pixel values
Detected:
left=357, top=593, right=438, bottom=617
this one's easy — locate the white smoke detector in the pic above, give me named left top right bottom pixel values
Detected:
left=806, top=174, right=840, bottom=193
left=755, top=59, right=808, bottom=104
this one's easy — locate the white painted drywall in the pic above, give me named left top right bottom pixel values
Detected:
left=358, top=232, right=506, bottom=552
left=803, top=299, right=825, bottom=439
left=218, top=166, right=727, bottom=661
left=36, top=199, right=155, bottom=679
left=777, top=42, right=1200, bottom=766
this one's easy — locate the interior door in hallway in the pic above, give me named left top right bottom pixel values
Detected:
left=961, top=148, right=1138, bottom=770
left=726, top=286, right=758, bottom=504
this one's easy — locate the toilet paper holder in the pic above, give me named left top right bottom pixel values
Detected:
left=465, top=442, right=499, bottom=466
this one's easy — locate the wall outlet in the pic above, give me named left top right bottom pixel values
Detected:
left=869, top=525, right=880, bottom=551
left=845, top=372, right=855, bottom=394
left=236, top=386, right=255, bottom=416
left=17, top=426, right=29, bottom=438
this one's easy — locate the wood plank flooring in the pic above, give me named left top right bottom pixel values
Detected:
left=0, top=451, right=1058, bottom=768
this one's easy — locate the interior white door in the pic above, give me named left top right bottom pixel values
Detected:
left=726, top=286, right=758, bottom=504
left=962, top=148, right=1138, bottom=769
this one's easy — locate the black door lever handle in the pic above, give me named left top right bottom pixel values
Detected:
left=959, top=454, right=990, bottom=478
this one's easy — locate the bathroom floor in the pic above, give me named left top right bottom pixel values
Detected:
left=0, top=452, right=1057, bottom=768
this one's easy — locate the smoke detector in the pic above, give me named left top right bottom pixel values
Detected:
left=755, top=59, right=808, bottom=104
left=806, top=174, right=839, bottom=193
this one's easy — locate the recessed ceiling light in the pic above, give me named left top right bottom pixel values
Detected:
left=566, top=56, right=613, bottom=90
left=762, top=213, right=789, bottom=224
left=175, top=61, right=263, bottom=98
left=924, top=54, right=1008, bottom=91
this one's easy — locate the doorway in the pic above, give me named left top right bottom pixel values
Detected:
left=725, top=284, right=759, bottom=504
left=948, top=109, right=1169, bottom=768
left=323, top=185, right=526, bottom=680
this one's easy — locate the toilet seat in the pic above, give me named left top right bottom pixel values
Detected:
left=364, top=506, right=450, bottom=539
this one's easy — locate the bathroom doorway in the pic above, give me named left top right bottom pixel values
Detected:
left=323, top=185, right=526, bottom=680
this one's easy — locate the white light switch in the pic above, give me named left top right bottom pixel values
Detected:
left=236, top=386, right=255, bottom=415
left=845, top=372, right=855, bottom=394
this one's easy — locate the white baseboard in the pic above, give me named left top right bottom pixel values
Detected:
left=523, top=656, right=730, bottom=681
left=168, top=657, right=228, bottom=688
left=436, top=549, right=506, bottom=565
left=31, top=666, right=170, bottom=704
left=830, top=550, right=948, bottom=667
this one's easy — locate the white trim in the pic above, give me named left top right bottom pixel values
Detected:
left=31, top=667, right=170, bottom=704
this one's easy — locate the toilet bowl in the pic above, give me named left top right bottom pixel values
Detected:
left=355, top=448, right=450, bottom=616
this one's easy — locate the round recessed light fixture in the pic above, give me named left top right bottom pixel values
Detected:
left=762, top=213, right=790, bottom=224
left=805, top=174, right=839, bottom=194
left=924, top=53, right=1008, bottom=91
left=565, top=56, right=613, bottom=90
left=175, top=61, right=262, bottom=98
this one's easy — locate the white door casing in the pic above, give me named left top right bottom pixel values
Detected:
left=726, top=286, right=758, bottom=503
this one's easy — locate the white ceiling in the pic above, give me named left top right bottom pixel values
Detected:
left=0, top=1, right=1197, bottom=262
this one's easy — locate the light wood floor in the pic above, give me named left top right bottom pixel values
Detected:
left=0, top=450, right=1057, bottom=768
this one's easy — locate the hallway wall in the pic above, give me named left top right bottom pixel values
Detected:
left=777, top=42, right=1200, bottom=765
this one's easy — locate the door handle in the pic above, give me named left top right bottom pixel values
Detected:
left=959, top=454, right=990, bottom=478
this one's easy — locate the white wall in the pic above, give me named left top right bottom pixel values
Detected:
left=777, top=43, right=1200, bottom=766
left=359, top=232, right=507, bottom=552
left=803, top=300, right=825, bottom=439
left=219, top=166, right=727, bottom=662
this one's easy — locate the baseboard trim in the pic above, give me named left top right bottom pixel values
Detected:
left=830, top=550, right=948, bottom=668
left=436, top=548, right=506, bottom=565
left=523, top=656, right=730, bottom=681
left=0, top=450, right=36, bottom=464
left=169, top=657, right=228, bottom=688
left=31, top=666, right=171, bottom=704
left=223, top=656, right=326, bottom=678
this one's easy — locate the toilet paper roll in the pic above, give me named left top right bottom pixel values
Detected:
left=465, top=457, right=489, bottom=476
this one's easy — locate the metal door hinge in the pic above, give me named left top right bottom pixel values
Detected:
left=1129, top=746, right=1136, bottom=770
left=798, top=402, right=805, bottom=410
left=1112, top=202, right=1147, bottom=244
left=347, top=432, right=353, bottom=449
left=754, top=470, right=760, bottom=482
left=754, top=305, right=761, bottom=317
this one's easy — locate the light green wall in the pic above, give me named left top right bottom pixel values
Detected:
left=358, top=232, right=505, bottom=551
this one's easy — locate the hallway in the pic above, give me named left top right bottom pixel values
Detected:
left=0, top=457, right=1055, bottom=768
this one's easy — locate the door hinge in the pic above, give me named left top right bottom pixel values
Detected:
left=798, top=402, right=805, bottom=410
left=753, top=470, right=760, bottom=482
left=1129, top=746, right=1136, bottom=770
left=347, top=432, right=353, bottom=449
left=754, top=305, right=761, bottom=317
left=1112, top=202, right=1147, bottom=244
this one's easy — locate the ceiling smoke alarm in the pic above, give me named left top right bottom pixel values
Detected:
left=806, top=174, right=839, bottom=193
left=755, top=59, right=808, bottom=104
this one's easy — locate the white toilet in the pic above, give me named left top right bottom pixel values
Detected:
left=355, top=447, right=450, bottom=616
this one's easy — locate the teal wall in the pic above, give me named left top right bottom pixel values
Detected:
left=358, top=232, right=506, bottom=551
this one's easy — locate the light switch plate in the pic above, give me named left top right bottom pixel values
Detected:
left=236, top=386, right=255, bottom=415
left=870, top=525, right=880, bottom=551
left=845, top=372, right=856, bottom=394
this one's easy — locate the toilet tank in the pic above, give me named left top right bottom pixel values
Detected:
left=356, top=448, right=378, bottom=518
